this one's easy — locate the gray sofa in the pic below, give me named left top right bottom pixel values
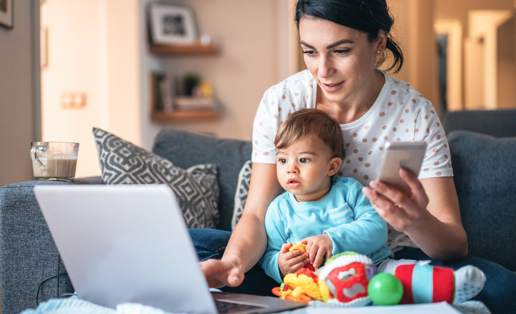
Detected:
left=1, top=110, right=516, bottom=314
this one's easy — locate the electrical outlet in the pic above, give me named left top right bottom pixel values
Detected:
left=61, top=92, right=87, bottom=109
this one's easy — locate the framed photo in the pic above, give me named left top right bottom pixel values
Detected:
left=0, top=0, right=13, bottom=29
left=149, top=4, right=197, bottom=45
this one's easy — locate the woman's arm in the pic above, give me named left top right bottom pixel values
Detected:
left=201, top=163, right=281, bottom=287
left=412, top=176, right=467, bottom=258
left=363, top=169, right=468, bottom=260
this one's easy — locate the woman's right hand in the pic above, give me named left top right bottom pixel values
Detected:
left=363, top=168, right=431, bottom=233
left=201, top=255, right=244, bottom=288
left=278, top=243, right=309, bottom=276
left=202, top=163, right=280, bottom=287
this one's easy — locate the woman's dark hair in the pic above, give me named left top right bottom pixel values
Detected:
left=295, top=0, right=404, bottom=73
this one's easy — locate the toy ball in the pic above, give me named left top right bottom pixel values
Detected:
left=367, top=272, right=403, bottom=305
left=317, top=252, right=375, bottom=305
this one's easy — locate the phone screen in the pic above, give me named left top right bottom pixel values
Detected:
left=376, top=141, right=427, bottom=190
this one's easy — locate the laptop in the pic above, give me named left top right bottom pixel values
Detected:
left=34, top=185, right=305, bottom=314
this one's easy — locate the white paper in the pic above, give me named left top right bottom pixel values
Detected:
left=303, top=302, right=461, bottom=314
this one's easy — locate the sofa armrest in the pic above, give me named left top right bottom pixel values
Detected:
left=72, top=176, right=104, bottom=184
left=0, top=178, right=102, bottom=313
left=449, top=132, right=516, bottom=271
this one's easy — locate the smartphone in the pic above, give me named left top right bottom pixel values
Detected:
left=376, top=141, right=427, bottom=191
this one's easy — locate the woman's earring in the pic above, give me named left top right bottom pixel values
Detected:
left=376, top=49, right=386, bottom=67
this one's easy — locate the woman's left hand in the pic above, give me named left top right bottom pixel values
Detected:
left=362, top=168, right=431, bottom=233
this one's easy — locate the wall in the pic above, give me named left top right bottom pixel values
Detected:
left=41, top=0, right=104, bottom=177
left=387, top=0, right=440, bottom=111
left=104, top=0, right=143, bottom=145
left=144, top=0, right=286, bottom=143
left=467, top=10, right=513, bottom=109
left=0, top=0, right=40, bottom=185
left=434, top=19, right=463, bottom=110
left=40, top=0, right=291, bottom=176
left=435, top=0, right=515, bottom=109
left=149, top=0, right=444, bottom=140
left=497, top=16, right=515, bottom=108
left=435, top=0, right=514, bottom=34
left=41, top=0, right=143, bottom=177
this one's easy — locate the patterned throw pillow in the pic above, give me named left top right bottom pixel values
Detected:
left=93, top=127, right=219, bottom=228
left=231, top=160, right=252, bottom=229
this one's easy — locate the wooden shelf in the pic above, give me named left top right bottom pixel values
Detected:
left=150, top=72, right=220, bottom=122
left=149, top=42, right=219, bottom=56
left=152, top=110, right=219, bottom=122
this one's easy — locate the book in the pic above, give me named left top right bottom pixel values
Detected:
left=153, top=73, right=165, bottom=112
left=174, top=96, right=216, bottom=111
left=159, top=74, right=174, bottom=112
left=152, top=72, right=175, bottom=113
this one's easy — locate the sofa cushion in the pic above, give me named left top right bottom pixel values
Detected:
left=232, top=160, right=252, bottom=229
left=444, top=109, right=516, bottom=137
left=448, top=131, right=516, bottom=270
left=0, top=180, right=74, bottom=314
left=93, top=127, right=219, bottom=228
left=153, top=128, right=252, bottom=230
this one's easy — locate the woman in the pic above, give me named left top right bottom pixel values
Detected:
left=201, top=0, right=516, bottom=312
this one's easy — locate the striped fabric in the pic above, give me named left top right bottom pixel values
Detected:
left=395, top=264, right=454, bottom=304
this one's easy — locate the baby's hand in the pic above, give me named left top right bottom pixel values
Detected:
left=303, top=234, right=333, bottom=269
left=278, top=243, right=309, bottom=276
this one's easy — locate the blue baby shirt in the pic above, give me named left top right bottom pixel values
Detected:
left=260, top=176, right=391, bottom=283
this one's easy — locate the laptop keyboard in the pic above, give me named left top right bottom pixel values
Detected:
left=215, top=300, right=265, bottom=313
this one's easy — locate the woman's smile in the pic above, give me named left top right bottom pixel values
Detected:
left=320, top=80, right=345, bottom=93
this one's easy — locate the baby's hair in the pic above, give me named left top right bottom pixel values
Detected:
left=274, top=109, right=345, bottom=159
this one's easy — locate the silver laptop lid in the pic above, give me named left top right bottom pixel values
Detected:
left=34, top=184, right=217, bottom=314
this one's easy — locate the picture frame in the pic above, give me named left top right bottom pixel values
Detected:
left=0, top=0, right=13, bottom=29
left=149, top=3, right=197, bottom=45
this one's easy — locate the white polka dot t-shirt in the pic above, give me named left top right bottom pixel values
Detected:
left=252, top=69, right=453, bottom=251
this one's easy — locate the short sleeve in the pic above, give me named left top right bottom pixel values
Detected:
left=414, top=100, right=453, bottom=178
left=251, top=87, right=281, bottom=164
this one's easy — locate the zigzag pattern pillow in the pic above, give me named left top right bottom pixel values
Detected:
left=93, top=127, right=219, bottom=228
left=231, top=160, right=252, bottom=229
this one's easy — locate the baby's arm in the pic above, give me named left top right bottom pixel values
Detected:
left=259, top=200, right=288, bottom=283
left=324, top=179, right=388, bottom=256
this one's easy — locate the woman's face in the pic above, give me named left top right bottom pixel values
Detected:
left=299, top=16, right=382, bottom=104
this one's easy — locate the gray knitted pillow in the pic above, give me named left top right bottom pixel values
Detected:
left=231, top=160, right=252, bottom=229
left=93, top=127, right=219, bottom=228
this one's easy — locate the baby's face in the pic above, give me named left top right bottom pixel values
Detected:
left=276, top=136, right=340, bottom=202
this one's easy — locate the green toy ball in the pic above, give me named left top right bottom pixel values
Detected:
left=367, top=272, right=404, bottom=305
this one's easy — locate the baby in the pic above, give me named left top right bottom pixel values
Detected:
left=260, top=109, right=391, bottom=283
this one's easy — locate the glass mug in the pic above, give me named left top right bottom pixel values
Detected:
left=30, top=141, right=79, bottom=180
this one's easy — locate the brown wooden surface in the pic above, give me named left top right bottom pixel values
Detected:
left=149, top=43, right=219, bottom=56
left=152, top=110, right=219, bottom=122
